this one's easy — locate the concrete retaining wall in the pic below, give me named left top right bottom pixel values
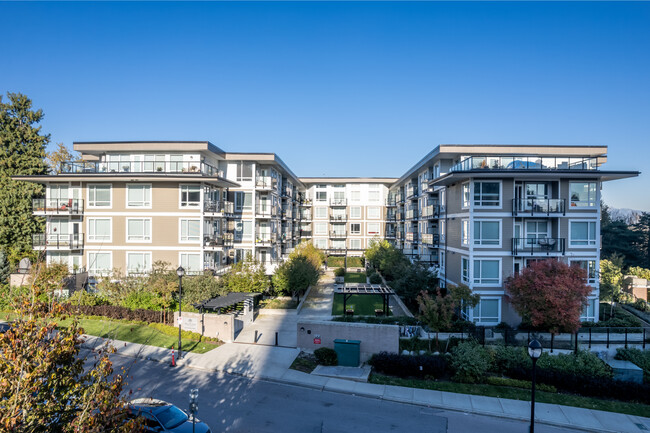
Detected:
left=297, top=320, right=399, bottom=362
left=173, top=311, right=234, bottom=343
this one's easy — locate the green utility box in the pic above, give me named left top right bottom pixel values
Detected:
left=333, top=339, right=361, bottom=367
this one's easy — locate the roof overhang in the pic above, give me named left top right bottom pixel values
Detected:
left=13, top=174, right=240, bottom=188
left=430, top=170, right=640, bottom=187
left=225, top=153, right=303, bottom=187
left=73, top=141, right=226, bottom=158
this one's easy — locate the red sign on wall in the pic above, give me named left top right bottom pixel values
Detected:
left=314, top=337, right=321, bottom=344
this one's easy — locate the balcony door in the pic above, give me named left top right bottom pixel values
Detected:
left=258, top=222, right=270, bottom=241
left=525, top=220, right=549, bottom=248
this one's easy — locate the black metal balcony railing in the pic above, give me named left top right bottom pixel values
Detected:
left=512, top=198, right=566, bottom=216
left=386, top=213, right=398, bottom=221
left=203, top=200, right=234, bottom=214
left=420, top=204, right=443, bottom=219
left=405, top=209, right=417, bottom=220
left=300, top=230, right=312, bottom=237
left=386, top=198, right=398, bottom=206
left=421, top=233, right=443, bottom=247
left=451, top=156, right=600, bottom=173
left=329, top=231, right=347, bottom=238
left=256, top=204, right=278, bottom=217
left=330, top=198, right=347, bottom=206
left=33, top=198, right=84, bottom=215
left=396, top=231, right=405, bottom=240
left=203, top=235, right=227, bottom=247
left=60, top=161, right=224, bottom=177
left=385, top=231, right=396, bottom=239
left=511, top=237, right=566, bottom=256
left=33, top=233, right=84, bottom=250
left=330, top=214, right=347, bottom=222
left=405, top=186, right=418, bottom=199
left=255, top=233, right=278, bottom=244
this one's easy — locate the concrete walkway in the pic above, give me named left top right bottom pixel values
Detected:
left=234, top=313, right=298, bottom=347
left=82, top=334, right=650, bottom=433
left=299, top=271, right=335, bottom=319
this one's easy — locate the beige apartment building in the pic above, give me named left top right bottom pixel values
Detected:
left=15, top=141, right=638, bottom=325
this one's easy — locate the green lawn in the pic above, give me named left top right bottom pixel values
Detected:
left=332, top=293, right=390, bottom=316
left=327, top=257, right=364, bottom=268
left=260, top=298, right=298, bottom=309
left=370, top=374, right=650, bottom=418
left=344, top=272, right=367, bottom=283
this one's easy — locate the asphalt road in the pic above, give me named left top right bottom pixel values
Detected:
left=92, top=352, right=577, bottom=433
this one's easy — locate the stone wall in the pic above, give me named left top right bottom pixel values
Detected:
left=297, top=320, right=399, bottom=362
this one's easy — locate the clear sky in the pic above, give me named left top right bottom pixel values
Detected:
left=2, top=2, right=649, bottom=210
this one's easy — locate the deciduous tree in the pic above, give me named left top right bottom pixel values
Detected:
left=505, top=259, right=592, bottom=333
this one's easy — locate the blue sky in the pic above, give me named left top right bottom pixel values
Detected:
left=2, top=2, right=649, bottom=210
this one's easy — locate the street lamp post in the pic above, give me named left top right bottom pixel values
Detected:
left=189, top=388, right=199, bottom=433
left=176, top=266, right=185, bottom=359
left=528, top=339, right=543, bottom=433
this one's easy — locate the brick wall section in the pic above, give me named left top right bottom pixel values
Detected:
left=297, top=320, right=399, bottom=362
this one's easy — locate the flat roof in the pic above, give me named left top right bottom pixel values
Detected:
left=299, top=177, right=398, bottom=184
left=197, top=292, right=261, bottom=311
left=225, top=152, right=303, bottom=186
left=73, top=141, right=226, bottom=157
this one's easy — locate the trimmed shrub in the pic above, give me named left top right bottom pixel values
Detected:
left=369, top=352, right=448, bottom=379
left=616, top=348, right=650, bottom=382
left=536, top=350, right=612, bottom=379
left=632, top=299, right=650, bottom=312
left=147, top=322, right=220, bottom=343
left=332, top=316, right=419, bottom=325
left=450, top=341, right=492, bottom=383
left=63, top=304, right=168, bottom=324
left=314, top=347, right=338, bottom=366
left=486, top=376, right=556, bottom=393
left=368, top=273, right=382, bottom=284
left=489, top=345, right=531, bottom=375
left=67, top=290, right=107, bottom=306
left=334, top=268, right=346, bottom=277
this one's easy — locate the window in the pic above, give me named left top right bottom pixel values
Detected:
left=461, top=257, right=470, bottom=283
left=368, top=191, right=380, bottom=202
left=315, top=207, right=327, bottom=219
left=439, top=251, right=445, bottom=275
left=570, top=221, right=597, bottom=246
left=473, top=259, right=500, bottom=285
left=236, top=162, right=253, bottom=181
left=350, top=239, right=361, bottom=250
left=314, top=222, right=327, bottom=235
left=367, top=223, right=380, bottom=235
left=180, top=253, right=201, bottom=273
left=127, top=184, right=151, bottom=207
left=127, top=252, right=152, bottom=274
left=350, top=206, right=361, bottom=219
left=571, top=259, right=597, bottom=284
left=333, top=189, right=345, bottom=202
left=331, top=240, right=345, bottom=249
left=433, top=163, right=440, bottom=179
left=473, top=181, right=500, bottom=207
left=570, top=182, right=597, bottom=208
left=367, top=207, right=380, bottom=219
left=580, top=298, right=597, bottom=322
left=127, top=218, right=151, bottom=242
left=316, top=191, right=327, bottom=202
left=180, top=219, right=200, bottom=242
left=235, top=192, right=252, bottom=211
left=474, top=220, right=500, bottom=246
left=88, top=184, right=111, bottom=207
left=87, top=218, right=111, bottom=242
left=351, top=191, right=361, bottom=202
left=180, top=185, right=200, bottom=207
left=462, top=183, right=470, bottom=208
left=473, top=298, right=500, bottom=324
left=461, top=219, right=469, bottom=246
left=350, top=223, right=361, bottom=235
left=313, top=238, right=327, bottom=249
left=526, top=221, right=548, bottom=244
left=88, top=252, right=111, bottom=276
left=526, top=183, right=549, bottom=200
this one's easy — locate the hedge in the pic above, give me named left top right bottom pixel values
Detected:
left=314, top=347, right=338, bottom=366
left=369, top=352, right=448, bottom=379
left=63, top=304, right=168, bottom=324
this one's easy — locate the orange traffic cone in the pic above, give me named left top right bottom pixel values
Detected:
left=171, top=346, right=176, bottom=367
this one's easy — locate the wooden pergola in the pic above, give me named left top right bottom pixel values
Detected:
left=334, top=283, right=395, bottom=316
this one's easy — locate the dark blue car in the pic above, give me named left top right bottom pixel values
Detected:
left=128, top=398, right=211, bottom=433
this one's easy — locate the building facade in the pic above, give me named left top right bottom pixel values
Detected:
left=16, top=142, right=637, bottom=325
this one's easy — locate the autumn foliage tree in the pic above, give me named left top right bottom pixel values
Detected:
left=417, top=283, right=479, bottom=331
left=505, top=259, right=592, bottom=334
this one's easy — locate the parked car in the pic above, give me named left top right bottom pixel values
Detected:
left=0, top=322, right=14, bottom=333
left=128, top=398, right=211, bottom=433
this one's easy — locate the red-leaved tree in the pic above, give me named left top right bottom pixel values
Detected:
left=505, top=259, right=592, bottom=333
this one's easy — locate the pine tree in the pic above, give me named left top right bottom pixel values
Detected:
left=0, top=92, right=50, bottom=254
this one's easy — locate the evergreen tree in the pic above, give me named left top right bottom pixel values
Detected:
left=0, top=92, right=50, bottom=254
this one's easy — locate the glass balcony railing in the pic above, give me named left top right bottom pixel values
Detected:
left=451, top=156, right=600, bottom=173
left=33, top=233, right=84, bottom=250
left=511, top=237, right=566, bottom=256
left=512, top=198, right=566, bottom=216
left=60, top=161, right=224, bottom=177
left=256, top=204, right=277, bottom=217
left=203, top=200, right=234, bottom=214
left=329, top=198, right=347, bottom=206
left=421, top=233, right=443, bottom=247
left=33, top=198, right=84, bottom=215
left=330, top=214, right=348, bottom=222
left=329, top=231, right=347, bottom=238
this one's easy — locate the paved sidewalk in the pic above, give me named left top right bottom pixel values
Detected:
left=299, top=271, right=335, bottom=319
left=82, top=334, right=650, bottom=433
left=234, top=313, right=298, bottom=347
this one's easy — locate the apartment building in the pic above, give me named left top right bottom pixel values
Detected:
left=298, top=178, right=397, bottom=256
left=15, top=141, right=637, bottom=325
left=389, top=145, right=638, bottom=324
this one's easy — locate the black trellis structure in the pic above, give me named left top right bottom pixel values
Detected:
left=334, top=283, right=395, bottom=316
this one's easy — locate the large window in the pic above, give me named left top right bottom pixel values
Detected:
left=88, top=252, right=111, bottom=276
left=474, top=220, right=500, bottom=246
left=570, top=221, right=597, bottom=246
left=570, top=182, right=597, bottom=208
left=351, top=191, right=361, bottom=202
left=314, top=222, right=327, bottom=235
left=88, top=184, right=111, bottom=207
left=236, top=162, right=253, bottom=181
left=350, top=206, right=361, bottom=219
left=127, top=184, right=151, bottom=207
left=367, top=207, right=380, bottom=219
left=316, top=191, right=327, bottom=202
left=313, top=238, right=327, bottom=249
left=87, top=218, right=111, bottom=242
left=570, top=259, right=597, bottom=284
left=235, top=192, right=252, bottom=211
left=473, top=259, right=500, bottom=285
left=462, top=183, right=470, bottom=208
left=127, top=218, right=152, bottom=242
left=473, top=181, right=500, bottom=207
left=180, top=185, right=200, bottom=207
left=472, top=298, right=500, bottom=324
left=315, top=207, right=327, bottom=219
left=461, top=219, right=469, bottom=246
left=127, top=252, right=152, bottom=274
left=580, top=298, right=597, bottom=322
left=368, top=191, right=380, bottom=202
left=367, top=223, right=380, bottom=235
left=180, top=219, right=200, bottom=242
left=349, top=239, right=361, bottom=250
left=350, top=223, right=361, bottom=235
left=234, top=221, right=252, bottom=241
left=461, top=257, right=470, bottom=283
left=180, top=253, right=201, bottom=273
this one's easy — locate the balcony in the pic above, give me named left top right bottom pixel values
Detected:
left=203, top=200, right=234, bottom=215
left=281, top=209, right=293, bottom=219
left=421, top=233, right=443, bottom=247
left=420, top=204, right=443, bottom=219
left=60, top=161, right=224, bottom=177
left=405, top=209, right=417, bottom=220
left=405, top=232, right=418, bottom=243
left=511, top=237, right=566, bottom=256
left=203, top=233, right=233, bottom=248
left=33, top=198, right=84, bottom=215
left=405, top=186, right=419, bottom=200
left=300, top=212, right=312, bottom=220
left=33, top=233, right=84, bottom=250
left=255, top=176, right=275, bottom=190
left=386, top=213, right=397, bottom=221
left=386, top=198, right=398, bottom=207
left=330, top=214, right=347, bottom=222
left=329, top=231, right=347, bottom=238
left=256, top=204, right=278, bottom=218
left=281, top=184, right=293, bottom=198
left=512, top=198, right=566, bottom=216
left=396, top=231, right=405, bottom=240
left=329, top=198, right=347, bottom=206
left=385, top=231, right=396, bottom=239
left=300, top=199, right=313, bottom=207
left=451, top=156, right=600, bottom=173
left=255, top=232, right=278, bottom=246
left=299, top=230, right=312, bottom=238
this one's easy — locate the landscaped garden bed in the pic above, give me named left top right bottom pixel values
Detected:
left=260, top=297, right=298, bottom=309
